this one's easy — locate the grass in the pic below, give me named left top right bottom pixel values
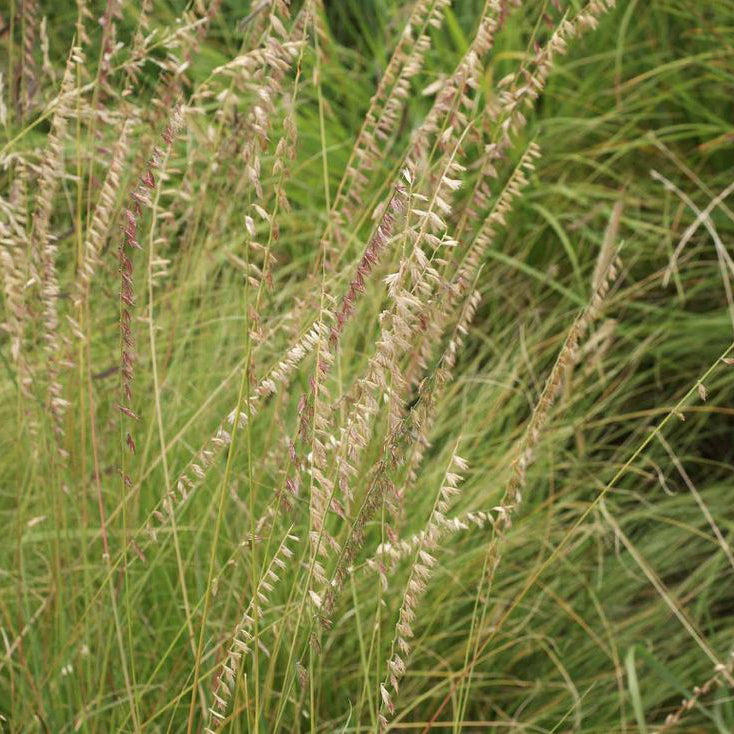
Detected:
left=1, top=0, right=734, bottom=731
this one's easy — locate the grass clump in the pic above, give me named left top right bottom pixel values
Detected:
left=1, top=0, right=733, bottom=731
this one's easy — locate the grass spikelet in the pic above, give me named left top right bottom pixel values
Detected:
left=147, top=321, right=326, bottom=539
left=19, top=0, right=40, bottom=119
left=118, top=104, right=183, bottom=455
left=0, top=166, right=33, bottom=406
left=71, top=117, right=131, bottom=312
left=206, top=529, right=299, bottom=731
left=658, top=651, right=734, bottom=732
left=332, top=0, right=450, bottom=239
left=377, top=449, right=468, bottom=730
left=34, top=51, right=77, bottom=454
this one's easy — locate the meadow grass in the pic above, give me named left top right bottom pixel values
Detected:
left=1, top=0, right=733, bottom=731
